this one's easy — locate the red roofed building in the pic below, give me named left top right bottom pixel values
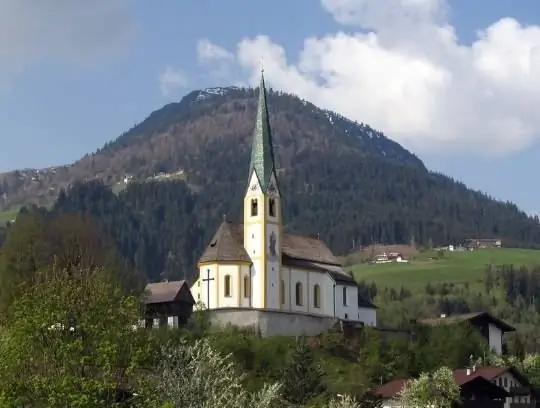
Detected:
left=374, top=366, right=535, bottom=408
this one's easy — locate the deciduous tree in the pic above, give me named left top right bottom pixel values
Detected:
left=398, top=366, right=460, bottom=408
left=152, top=338, right=282, bottom=408
left=0, top=264, right=151, bottom=407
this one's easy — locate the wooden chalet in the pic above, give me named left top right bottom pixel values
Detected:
left=143, top=280, right=195, bottom=328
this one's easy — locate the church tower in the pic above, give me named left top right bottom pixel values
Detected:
left=243, top=70, right=282, bottom=310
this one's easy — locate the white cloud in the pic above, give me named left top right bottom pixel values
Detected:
left=0, top=0, right=136, bottom=76
left=196, top=39, right=237, bottom=81
left=159, top=67, right=188, bottom=96
left=197, top=39, right=235, bottom=63
left=198, top=0, right=540, bottom=156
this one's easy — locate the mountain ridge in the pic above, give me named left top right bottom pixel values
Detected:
left=1, top=84, right=540, bottom=282
left=0, top=85, right=425, bottom=211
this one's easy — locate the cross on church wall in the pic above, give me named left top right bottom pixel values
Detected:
left=202, top=269, right=215, bottom=309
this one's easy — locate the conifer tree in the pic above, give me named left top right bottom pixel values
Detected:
left=281, top=336, right=326, bottom=405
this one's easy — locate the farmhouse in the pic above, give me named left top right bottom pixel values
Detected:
left=465, top=238, right=502, bottom=249
left=373, top=252, right=408, bottom=264
left=143, top=280, right=195, bottom=328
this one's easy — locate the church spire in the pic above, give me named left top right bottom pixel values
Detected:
left=249, top=69, right=277, bottom=193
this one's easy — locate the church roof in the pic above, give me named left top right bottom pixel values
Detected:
left=199, top=221, right=349, bottom=274
left=199, top=222, right=252, bottom=264
left=248, top=71, right=277, bottom=193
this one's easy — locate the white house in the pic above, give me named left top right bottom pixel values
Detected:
left=420, top=312, right=515, bottom=355
left=190, top=70, right=377, bottom=327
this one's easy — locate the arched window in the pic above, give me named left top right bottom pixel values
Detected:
left=313, top=284, right=321, bottom=308
left=295, top=282, right=303, bottom=306
left=269, top=198, right=276, bottom=217
left=224, top=275, right=232, bottom=297
left=250, top=199, right=258, bottom=216
left=280, top=280, right=285, bottom=305
left=342, top=286, right=347, bottom=306
left=243, top=275, right=250, bottom=298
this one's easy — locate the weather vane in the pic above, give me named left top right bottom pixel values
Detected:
left=260, top=57, right=264, bottom=74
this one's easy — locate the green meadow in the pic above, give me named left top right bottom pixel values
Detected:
left=349, top=248, right=540, bottom=291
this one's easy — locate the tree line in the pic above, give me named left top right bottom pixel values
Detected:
left=4, top=178, right=536, bottom=285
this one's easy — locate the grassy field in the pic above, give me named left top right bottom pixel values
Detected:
left=349, top=248, right=540, bottom=291
left=0, top=209, right=19, bottom=226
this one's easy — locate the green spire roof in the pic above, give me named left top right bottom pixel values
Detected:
left=248, top=70, right=277, bottom=193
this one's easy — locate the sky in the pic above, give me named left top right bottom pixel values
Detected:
left=0, top=0, right=539, bottom=213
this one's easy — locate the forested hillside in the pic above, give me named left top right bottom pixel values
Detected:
left=1, top=85, right=540, bottom=283
left=5, top=176, right=535, bottom=284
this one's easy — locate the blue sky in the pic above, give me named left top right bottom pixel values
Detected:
left=0, top=0, right=539, bottom=213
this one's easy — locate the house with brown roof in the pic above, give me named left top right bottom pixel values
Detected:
left=452, top=366, right=536, bottom=408
left=464, top=238, right=502, bottom=249
left=374, top=366, right=528, bottom=408
left=420, top=312, right=515, bottom=355
left=143, top=280, right=195, bottom=328
left=190, top=70, right=377, bottom=335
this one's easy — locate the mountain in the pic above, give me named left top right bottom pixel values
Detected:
left=2, top=85, right=540, bottom=283
left=0, top=86, right=423, bottom=210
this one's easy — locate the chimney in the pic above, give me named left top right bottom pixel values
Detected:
left=440, top=313, right=447, bottom=318
left=466, top=368, right=471, bottom=376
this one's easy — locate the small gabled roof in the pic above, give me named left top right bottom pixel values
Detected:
left=144, top=280, right=194, bottom=305
left=420, top=312, right=515, bottom=333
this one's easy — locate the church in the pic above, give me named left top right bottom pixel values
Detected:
left=191, top=71, right=377, bottom=330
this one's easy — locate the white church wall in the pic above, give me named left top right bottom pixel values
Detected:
left=335, top=284, right=361, bottom=321
left=322, top=275, right=337, bottom=318
left=218, top=264, right=241, bottom=308
left=251, top=260, right=264, bottom=309
left=280, top=267, right=291, bottom=310
left=282, top=267, right=330, bottom=317
left=358, top=307, right=377, bottom=326
left=197, top=264, right=218, bottom=309
left=289, top=268, right=309, bottom=314
left=306, top=272, right=328, bottom=316
left=240, top=264, right=252, bottom=308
